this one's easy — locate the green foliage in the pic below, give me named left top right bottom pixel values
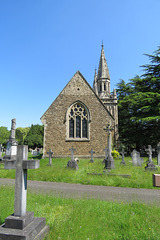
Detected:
left=0, top=126, right=10, bottom=147
left=16, top=127, right=30, bottom=144
left=1, top=186, right=160, bottom=240
left=15, top=129, right=23, bottom=145
left=116, top=46, right=160, bottom=151
left=111, top=149, right=119, bottom=158
left=24, top=124, right=44, bottom=148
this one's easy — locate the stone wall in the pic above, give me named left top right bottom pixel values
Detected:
left=41, top=72, right=115, bottom=157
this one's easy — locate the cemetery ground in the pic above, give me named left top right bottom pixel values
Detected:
left=0, top=154, right=160, bottom=189
left=1, top=155, right=160, bottom=239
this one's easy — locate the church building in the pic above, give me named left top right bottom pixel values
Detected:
left=41, top=44, right=118, bottom=157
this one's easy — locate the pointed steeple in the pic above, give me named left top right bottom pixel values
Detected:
left=93, top=67, right=98, bottom=94
left=97, top=43, right=110, bottom=80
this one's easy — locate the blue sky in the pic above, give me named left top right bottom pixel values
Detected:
left=0, top=0, right=160, bottom=129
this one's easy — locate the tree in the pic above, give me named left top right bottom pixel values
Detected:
left=116, top=46, right=160, bottom=151
left=24, top=124, right=44, bottom=149
left=16, top=127, right=30, bottom=144
left=0, top=126, right=10, bottom=147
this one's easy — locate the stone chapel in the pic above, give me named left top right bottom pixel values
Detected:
left=41, top=44, right=118, bottom=157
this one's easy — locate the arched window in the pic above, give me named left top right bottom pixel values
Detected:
left=67, top=102, right=90, bottom=140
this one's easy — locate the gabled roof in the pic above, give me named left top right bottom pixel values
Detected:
left=40, top=71, right=114, bottom=120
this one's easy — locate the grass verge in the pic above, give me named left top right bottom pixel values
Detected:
left=0, top=186, right=160, bottom=240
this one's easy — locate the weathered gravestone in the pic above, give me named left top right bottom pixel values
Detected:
left=157, top=142, right=160, bottom=166
left=89, top=148, right=95, bottom=163
left=131, top=149, right=142, bottom=166
left=104, top=124, right=115, bottom=169
left=67, top=146, right=78, bottom=170
left=120, top=147, right=126, bottom=165
left=0, top=144, right=3, bottom=160
left=145, top=145, right=157, bottom=171
left=47, top=149, right=54, bottom=166
left=0, top=145, right=49, bottom=240
left=3, top=118, right=18, bottom=160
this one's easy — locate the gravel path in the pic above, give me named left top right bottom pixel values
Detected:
left=0, top=178, right=160, bottom=205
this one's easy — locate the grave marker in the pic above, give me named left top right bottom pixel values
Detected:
left=104, top=123, right=115, bottom=169
left=120, top=147, right=126, bottom=165
left=67, top=146, right=78, bottom=170
left=131, top=149, right=142, bottom=166
left=0, top=144, right=3, bottom=159
left=145, top=145, right=157, bottom=171
left=157, top=142, right=160, bottom=166
left=3, top=118, right=18, bottom=160
left=47, top=149, right=54, bottom=166
left=0, top=145, right=49, bottom=239
left=89, top=148, right=95, bottom=163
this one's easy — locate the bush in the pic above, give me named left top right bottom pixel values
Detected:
left=111, top=149, right=119, bottom=158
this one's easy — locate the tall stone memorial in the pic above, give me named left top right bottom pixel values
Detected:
left=145, top=145, right=157, bottom=171
left=0, top=144, right=3, bottom=160
left=104, top=123, right=115, bottom=169
left=157, top=142, right=160, bottom=166
left=3, top=118, right=18, bottom=160
left=0, top=145, right=49, bottom=240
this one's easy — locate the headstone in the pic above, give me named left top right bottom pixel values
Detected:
left=3, top=119, right=18, bottom=160
left=157, top=143, right=160, bottom=166
left=120, top=147, right=126, bottom=165
left=131, top=149, right=141, bottom=166
left=104, top=124, right=115, bottom=169
left=67, top=146, right=78, bottom=170
left=145, top=145, right=157, bottom=171
left=47, top=149, right=53, bottom=166
left=0, top=144, right=3, bottom=160
left=32, top=150, right=38, bottom=156
left=0, top=145, right=49, bottom=239
left=89, top=148, right=95, bottom=163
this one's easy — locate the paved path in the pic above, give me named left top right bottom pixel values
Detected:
left=0, top=178, right=160, bottom=205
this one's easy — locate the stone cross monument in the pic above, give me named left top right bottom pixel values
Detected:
left=69, top=146, right=76, bottom=161
left=157, top=142, right=160, bottom=166
left=120, top=147, right=126, bottom=165
left=67, top=146, right=78, bottom=170
left=47, top=149, right=54, bottom=166
left=104, top=123, right=115, bottom=169
left=89, top=148, right=95, bottom=163
left=4, top=118, right=18, bottom=160
left=145, top=145, right=157, bottom=171
left=0, top=144, right=3, bottom=159
left=0, top=145, right=49, bottom=239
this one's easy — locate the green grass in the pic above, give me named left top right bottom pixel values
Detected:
left=0, top=154, right=160, bottom=189
left=0, top=186, right=160, bottom=240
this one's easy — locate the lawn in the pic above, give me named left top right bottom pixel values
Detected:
left=1, top=186, right=160, bottom=240
left=0, top=154, right=160, bottom=189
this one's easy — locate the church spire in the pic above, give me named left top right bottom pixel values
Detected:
left=97, top=43, right=110, bottom=80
